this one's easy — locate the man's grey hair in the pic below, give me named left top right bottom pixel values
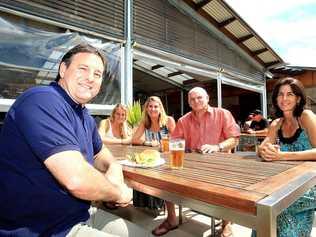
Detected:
left=188, top=87, right=209, bottom=98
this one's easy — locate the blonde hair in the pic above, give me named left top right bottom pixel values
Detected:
left=110, top=103, right=127, bottom=122
left=108, top=103, right=130, bottom=138
left=142, top=96, right=168, bottom=129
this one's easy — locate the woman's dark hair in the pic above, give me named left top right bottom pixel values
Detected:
left=271, top=77, right=306, bottom=118
left=55, top=44, right=106, bottom=81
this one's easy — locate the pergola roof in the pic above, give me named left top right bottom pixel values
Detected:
left=183, top=0, right=284, bottom=69
left=269, top=65, right=316, bottom=78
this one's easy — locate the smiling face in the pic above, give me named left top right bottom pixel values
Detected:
left=113, top=107, right=127, bottom=124
left=146, top=100, right=161, bottom=119
left=58, top=52, right=105, bottom=104
left=277, top=84, right=300, bottom=113
left=188, top=88, right=209, bottom=113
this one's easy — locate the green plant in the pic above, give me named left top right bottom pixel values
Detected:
left=127, top=100, right=142, bottom=128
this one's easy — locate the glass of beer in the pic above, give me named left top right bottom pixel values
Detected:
left=169, top=139, right=185, bottom=169
left=160, top=135, right=169, bottom=153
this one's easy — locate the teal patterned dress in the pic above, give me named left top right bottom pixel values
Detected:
left=252, top=124, right=316, bottom=237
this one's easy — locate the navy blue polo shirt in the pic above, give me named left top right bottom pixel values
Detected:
left=0, top=82, right=102, bottom=236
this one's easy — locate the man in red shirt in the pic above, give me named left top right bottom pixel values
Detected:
left=152, top=87, right=240, bottom=237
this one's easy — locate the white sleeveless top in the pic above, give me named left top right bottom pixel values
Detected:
left=104, top=120, right=116, bottom=139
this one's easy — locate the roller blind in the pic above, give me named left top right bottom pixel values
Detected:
left=0, top=0, right=124, bottom=39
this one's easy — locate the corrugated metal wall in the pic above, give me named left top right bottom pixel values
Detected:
left=134, top=0, right=261, bottom=78
left=0, top=0, right=124, bottom=39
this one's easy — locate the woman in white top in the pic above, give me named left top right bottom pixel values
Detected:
left=98, top=104, right=131, bottom=145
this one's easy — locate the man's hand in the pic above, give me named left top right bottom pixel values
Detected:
left=200, top=144, right=220, bottom=154
left=103, top=183, right=132, bottom=208
left=115, top=183, right=133, bottom=207
left=104, top=162, right=132, bottom=206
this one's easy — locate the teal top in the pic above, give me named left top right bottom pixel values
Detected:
left=279, top=129, right=312, bottom=152
left=144, top=125, right=168, bottom=142
left=253, top=119, right=316, bottom=237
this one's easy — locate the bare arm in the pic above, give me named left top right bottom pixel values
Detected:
left=94, top=146, right=132, bottom=205
left=248, top=128, right=268, bottom=136
left=200, top=137, right=239, bottom=154
left=132, top=121, right=146, bottom=145
left=220, top=137, right=239, bottom=151
left=100, top=136, right=131, bottom=145
left=259, top=119, right=280, bottom=149
left=44, top=148, right=131, bottom=204
left=167, top=116, right=176, bottom=134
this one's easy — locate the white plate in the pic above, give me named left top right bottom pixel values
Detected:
left=118, top=158, right=165, bottom=168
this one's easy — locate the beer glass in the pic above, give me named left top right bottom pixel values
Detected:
left=160, top=135, right=169, bottom=153
left=169, top=139, right=185, bottom=169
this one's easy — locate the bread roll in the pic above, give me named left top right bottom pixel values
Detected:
left=141, top=149, right=160, bottom=159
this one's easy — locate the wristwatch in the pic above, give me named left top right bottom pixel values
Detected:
left=218, top=143, right=224, bottom=152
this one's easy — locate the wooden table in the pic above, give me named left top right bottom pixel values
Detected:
left=107, top=144, right=316, bottom=237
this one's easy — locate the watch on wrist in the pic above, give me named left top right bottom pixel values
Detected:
left=218, top=143, right=224, bottom=152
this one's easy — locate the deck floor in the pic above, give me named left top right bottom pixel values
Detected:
left=100, top=204, right=316, bottom=237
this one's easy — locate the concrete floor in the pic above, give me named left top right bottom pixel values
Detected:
left=104, top=204, right=316, bottom=237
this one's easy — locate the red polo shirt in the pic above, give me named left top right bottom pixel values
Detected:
left=172, top=106, right=240, bottom=150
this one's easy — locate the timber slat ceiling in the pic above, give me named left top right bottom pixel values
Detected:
left=226, top=21, right=249, bottom=38
left=184, top=0, right=283, bottom=68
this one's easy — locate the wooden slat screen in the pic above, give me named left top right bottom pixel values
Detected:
left=0, top=0, right=124, bottom=39
left=134, top=0, right=262, bottom=79
left=195, top=27, right=218, bottom=61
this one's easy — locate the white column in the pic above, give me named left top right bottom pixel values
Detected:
left=262, top=80, right=267, bottom=118
left=123, top=0, right=133, bottom=105
left=217, top=72, right=222, bottom=108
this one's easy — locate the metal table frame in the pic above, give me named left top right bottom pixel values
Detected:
left=126, top=171, right=316, bottom=237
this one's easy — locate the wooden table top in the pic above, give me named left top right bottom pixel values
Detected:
left=107, top=144, right=316, bottom=215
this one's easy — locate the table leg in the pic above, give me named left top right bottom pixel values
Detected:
left=256, top=204, right=277, bottom=237
left=210, top=217, right=215, bottom=237
left=178, top=205, right=183, bottom=225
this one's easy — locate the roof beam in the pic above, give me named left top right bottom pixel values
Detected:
left=252, top=48, right=268, bottom=55
left=195, top=0, right=213, bottom=10
left=265, top=61, right=280, bottom=68
left=183, top=79, right=198, bottom=85
left=181, top=0, right=283, bottom=68
left=218, top=17, right=236, bottom=28
left=134, top=64, right=185, bottom=89
left=168, top=71, right=183, bottom=77
left=182, top=0, right=267, bottom=66
left=237, top=34, right=253, bottom=43
left=151, top=64, right=164, bottom=70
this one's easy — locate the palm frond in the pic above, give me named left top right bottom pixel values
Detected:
left=127, top=100, right=142, bottom=128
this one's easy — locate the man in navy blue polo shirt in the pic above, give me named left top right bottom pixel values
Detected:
left=0, top=44, right=148, bottom=237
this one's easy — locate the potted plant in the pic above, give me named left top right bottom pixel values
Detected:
left=127, top=100, right=142, bottom=129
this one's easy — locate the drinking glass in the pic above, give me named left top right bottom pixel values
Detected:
left=169, top=139, right=185, bottom=169
left=160, top=135, right=169, bottom=153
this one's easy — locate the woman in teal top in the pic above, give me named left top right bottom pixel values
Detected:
left=253, top=77, right=316, bottom=237
left=132, top=96, right=176, bottom=217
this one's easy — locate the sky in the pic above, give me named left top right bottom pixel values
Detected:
left=225, top=0, right=316, bottom=67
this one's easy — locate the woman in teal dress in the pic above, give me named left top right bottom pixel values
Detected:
left=132, top=96, right=176, bottom=214
left=253, top=77, right=316, bottom=237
